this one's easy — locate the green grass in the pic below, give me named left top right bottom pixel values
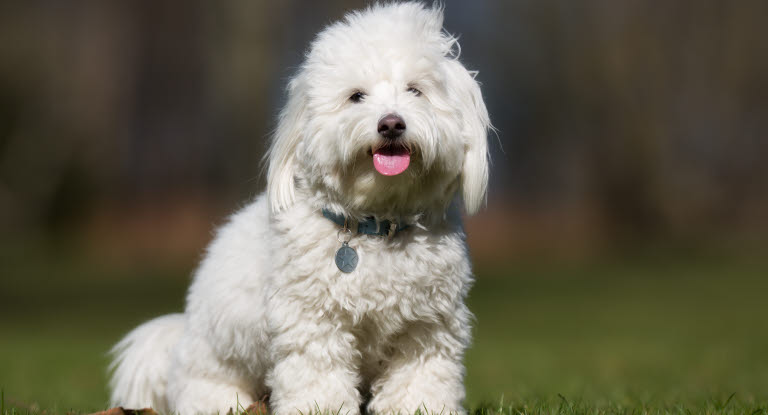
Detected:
left=2, top=244, right=768, bottom=414
left=466, top=258, right=768, bottom=404
left=464, top=257, right=768, bottom=414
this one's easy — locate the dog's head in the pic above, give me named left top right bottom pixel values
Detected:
left=268, top=3, right=490, bottom=217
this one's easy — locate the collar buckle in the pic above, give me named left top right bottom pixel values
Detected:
left=387, top=222, right=397, bottom=239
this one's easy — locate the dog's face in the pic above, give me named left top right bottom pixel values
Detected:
left=268, top=3, right=490, bottom=217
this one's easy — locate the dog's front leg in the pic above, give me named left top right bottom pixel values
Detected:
left=267, top=309, right=362, bottom=415
left=367, top=321, right=470, bottom=415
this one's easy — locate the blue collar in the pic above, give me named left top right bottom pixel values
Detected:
left=321, top=208, right=410, bottom=238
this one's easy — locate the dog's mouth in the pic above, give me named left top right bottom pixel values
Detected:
left=370, top=143, right=411, bottom=176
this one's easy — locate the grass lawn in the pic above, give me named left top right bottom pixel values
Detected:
left=465, top=257, right=768, bottom=414
left=2, top=245, right=767, bottom=414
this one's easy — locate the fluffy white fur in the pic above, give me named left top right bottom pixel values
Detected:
left=109, top=3, right=490, bottom=414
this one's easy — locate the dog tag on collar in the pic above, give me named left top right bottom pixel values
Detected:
left=335, top=242, right=358, bottom=273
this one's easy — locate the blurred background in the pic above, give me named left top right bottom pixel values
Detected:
left=1, top=0, right=767, bottom=411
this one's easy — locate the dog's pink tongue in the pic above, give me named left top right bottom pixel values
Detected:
left=373, top=147, right=410, bottom=176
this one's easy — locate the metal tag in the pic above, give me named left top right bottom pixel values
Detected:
left=335, top=242, right=358, bottom=273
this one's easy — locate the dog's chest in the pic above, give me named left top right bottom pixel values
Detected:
left=280, top=232, right=467, bottom=317
left=269, top=206, right=471, bottom=326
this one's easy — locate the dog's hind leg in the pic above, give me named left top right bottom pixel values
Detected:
left=109, top=313, right=185, bottom=412
left=166, top=331, right=260, bottom=415
left=167, top=376, right=255, bottom=415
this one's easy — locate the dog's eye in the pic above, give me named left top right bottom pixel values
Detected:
left=349, top=91, right=365, bottom=103
left=407, top=87, right=422, bottom=97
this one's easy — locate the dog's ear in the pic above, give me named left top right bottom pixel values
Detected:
left=443, top=59, right=491, bottom=215
left=267, top=75, right=308, bottom=213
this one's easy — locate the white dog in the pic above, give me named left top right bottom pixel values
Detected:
left=109, top=3, right=490, bottom=414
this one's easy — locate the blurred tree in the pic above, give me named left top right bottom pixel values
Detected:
left=0, top=0, right=766, bottom=256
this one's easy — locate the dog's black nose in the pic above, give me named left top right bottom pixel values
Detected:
left=377, top=114, right=406, bottom=139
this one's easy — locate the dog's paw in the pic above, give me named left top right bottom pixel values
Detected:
left=367, top=401, right=466, bottom=415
